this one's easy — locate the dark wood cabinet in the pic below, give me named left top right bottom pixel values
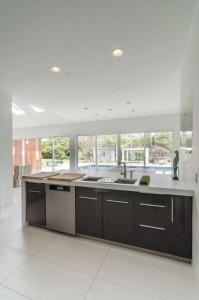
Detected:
left=75, top=187, right=192, bottom=259
left=26, top=182, right=46, bottom=227
left=133, top=193, right=192, bottom=259
left=103, top=190, right=134, bottom=245
left=76, top=187, right=103, bottom=238
left=168, top=195, right=192, bottom=259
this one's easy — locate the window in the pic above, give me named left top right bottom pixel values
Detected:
left=120, top=133, right=144, bottom=166
left=25, top=139, right=42, bottom=172
left=54, top=137, right=70, bottom=170
left=78, top=136, right=96, bottom=167
left=180, top=131, right=192, bottom=151
left=145, top=132, right=172, bottom=167
left=41, top=138, right=53, bottom=171
left=97, top=135, right=117, bottom=165
left=13, top=140, right=22, bottom=166
left=41, top=137, right=70, bottom=171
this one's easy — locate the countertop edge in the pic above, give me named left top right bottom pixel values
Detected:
left=22, top=178, right=194, bottom=197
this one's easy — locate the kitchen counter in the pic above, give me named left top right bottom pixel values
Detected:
left=22, top=169, right=193, bottom=261
left=22, top=170, right=194, bottom=197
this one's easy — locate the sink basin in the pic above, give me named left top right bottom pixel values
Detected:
left=82, top=176, right=104, bottom=182
left=113, top=178, right=137, bottom=184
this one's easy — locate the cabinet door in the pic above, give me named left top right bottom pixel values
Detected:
left=103, top=190, right=134, bottom=245
left=76, top=187, right=102, bottom=238
left=169, top=195, right=192, bottom=259
left=26, top=182, right=46, bottom=227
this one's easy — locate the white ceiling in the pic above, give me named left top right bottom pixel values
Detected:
left=0, top=0, right=196, bottom=128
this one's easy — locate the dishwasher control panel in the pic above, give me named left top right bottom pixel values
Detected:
left=48, top=185, right=70, bottom=192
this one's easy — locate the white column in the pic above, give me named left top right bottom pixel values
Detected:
left=0, top=91, right=13, bottom=216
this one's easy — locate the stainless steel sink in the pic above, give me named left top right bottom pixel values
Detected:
left=113, top=178, right=137, bottom=184
left=82, top=176, right=104, bottom=182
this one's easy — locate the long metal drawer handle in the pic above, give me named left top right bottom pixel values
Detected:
left=138, top=224, right=166, bottom=231
left=79, top=196, right=97, bottom=200
left=139, top=203, right=166, bottom=208
left=171, top=197, right=174, bottom=223
left=28, top=190, right=42, bottom=194
left=106, top=199, right=129, bottom=204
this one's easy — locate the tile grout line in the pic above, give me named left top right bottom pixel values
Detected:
left=84, top=248, right=110, bottom=300
left=0, top=283, right=32, bottom=300
left=31, top=234, right=58, bottom=257
left=0, top=231, right=57, bottom=257
left=0, top=256, right=32, bottom=286
left=96, top=274, right=165, bottom=300
left=33, top=254, right=96, bottom=277
left=0, top=231, right=57, bottom=286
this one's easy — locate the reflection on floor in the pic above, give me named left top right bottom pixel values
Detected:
left=0, top=188, right=198, bottom=299
left=1, top=188, right=22, bottom=228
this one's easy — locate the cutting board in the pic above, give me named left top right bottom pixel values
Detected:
left=22, top=172, right=60, bottom=180
left=48, top=173, right=85, bottom=182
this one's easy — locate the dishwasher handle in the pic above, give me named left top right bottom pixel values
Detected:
left=49, top=185, right=71, bottom=192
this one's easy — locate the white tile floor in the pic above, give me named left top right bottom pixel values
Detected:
left=0, top=188, right=198, bottom=300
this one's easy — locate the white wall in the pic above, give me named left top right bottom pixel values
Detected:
left=13, top=113, right=180, bottom=151
left=0, top=91, right=13, bottom=213
left=13, top=113, right=180, bottom=138
left=181, top=0, right=199, bottom=273
left=13, top=113, right=180, bottom=169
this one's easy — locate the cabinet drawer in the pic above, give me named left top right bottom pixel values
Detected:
left=26, top=182, right=46, bottom=193
left=76, top=187, right=101, bottom=199
left=134, top=224, right=171, bottom=254
left=103, top=189, right=133, bottom=202
left=135, top=193, right=173, bottom=228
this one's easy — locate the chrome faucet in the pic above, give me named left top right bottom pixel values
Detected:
left=120, top=162, right=127, bottom=178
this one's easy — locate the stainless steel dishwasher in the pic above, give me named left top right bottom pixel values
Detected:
left=46, top=184, right=75, bottom=235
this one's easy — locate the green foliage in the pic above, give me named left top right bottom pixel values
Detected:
left=54, top=138, right=70, bottom=160
left=146, top=132, right=172, bottom=150
left=41, top=139, right=53, bottom=159
left=121, top=134, right=144, bottom=148
left=78, top=136, right=95, bottom=163
left=41, top=138, right=70, bottom=161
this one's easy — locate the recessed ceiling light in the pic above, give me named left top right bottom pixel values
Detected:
left=50, top=66, right=61, bottom=73
left=30, top=105, right=45, bottom=113
left=126, top=101, right=132, bottom=104
left=12, top=103, right=26, bottom=115
left=112, top=48, right=124, bottom=57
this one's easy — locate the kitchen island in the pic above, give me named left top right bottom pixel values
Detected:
left=22, top=170, right=193, bottom=262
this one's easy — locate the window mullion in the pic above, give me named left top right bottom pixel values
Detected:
left=52, top=138, right=55, bottom=171
left=144, top=132, right=146, bottom=168
left=95, top=135, right=98, bottom=166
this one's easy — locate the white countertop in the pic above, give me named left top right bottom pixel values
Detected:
left=22, top=169, right=194, bottom=197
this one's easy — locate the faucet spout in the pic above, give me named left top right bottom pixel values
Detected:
left=120, top=162, right=127, bottom=179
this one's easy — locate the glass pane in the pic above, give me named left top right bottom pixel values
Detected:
left=180, top=131, right=192, bottom=151
left=120, top=133, right=144, bottom=166
left=41, top=138, right=53, bottom=171
left=97, top=135, right=117, bottom=165
left=78, top=136, right=96, bottom=167
left=54, top=137, right=70, bottom=170
left=13, top=140, right=22, bottom=166
left=145, top=132, right=172, bottom=167
left=25, top=139, right=42, bottom=172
